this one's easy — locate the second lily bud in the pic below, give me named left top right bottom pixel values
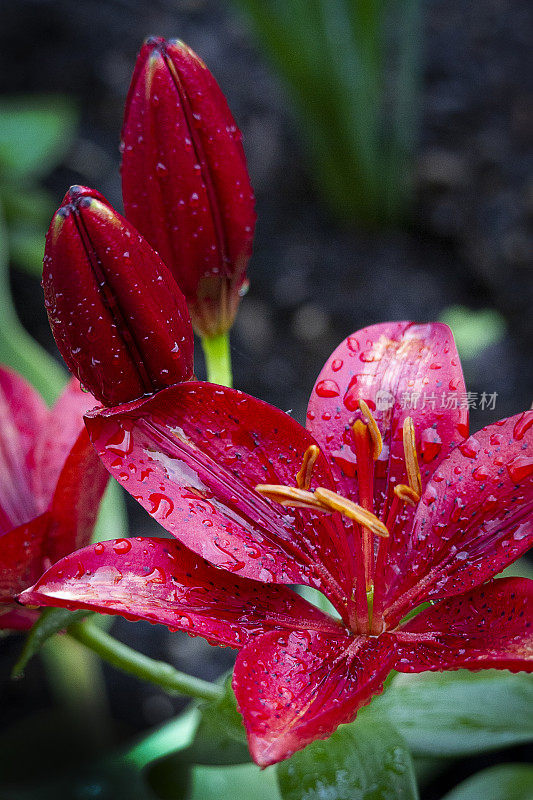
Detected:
left=43, top=185, right=194, bottom=407
left=121, top=37, right=256, bottom=338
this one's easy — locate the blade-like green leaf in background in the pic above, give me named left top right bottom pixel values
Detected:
left=440, top=764, right=533, bottom=800
left=191, top=763, right=280, bottom=800
left=276, top=708, right=418, bottom=800
left=373, top=670, right=533, bottom=757
left=0, top=96, right=78, bottom=180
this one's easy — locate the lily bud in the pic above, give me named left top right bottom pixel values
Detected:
left=43, top=185, right=194, bottom=407
left=121, top=36, right=256, bottom=337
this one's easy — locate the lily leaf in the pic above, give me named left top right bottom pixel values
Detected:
left=155, top=673, right=249, bottom=768
left=440, top=764, right=533, bottom=800
left=12, top=607, right=91, bottom=678
left=276, top=708, right=418, bottom=800
left=191, top=763, right=280, bottom=800
left=373, top=669, right=533, bottom=756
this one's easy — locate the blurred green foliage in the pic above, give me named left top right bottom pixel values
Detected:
left=0, top=95, right=78, bottom=277
left=232, top=0, right=421, bottom=226
left=439, top=305, right=507, bottom=361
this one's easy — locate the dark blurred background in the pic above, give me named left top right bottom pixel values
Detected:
left=0, top=1, right=531, bottom=797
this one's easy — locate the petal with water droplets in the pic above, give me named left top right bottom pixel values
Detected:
left=0, top=513, right=51, bottom=602
left=85, top=383, right=353, bottom=604
left=18, top=537, right=339, bottom=648
left=232, top=629, right=395, bottom=766
left=394, top=578, right=533, bottom=672
left=385, top=413, right=533, bottom=623
left=31, top=378, right=98, bottom=509
left=0, top=367, right=48, bottom=533
left=307, top=322, right=468, bottom=510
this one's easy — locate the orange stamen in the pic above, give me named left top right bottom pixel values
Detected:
left=359, top=399, right=383, bottom=460
left=402, top=417, right=422, bottom=496
left=255, top=484, right=325, bottom=509
left=314, top=488, right=389, bottom=537
left=296, top=444, right=320, bottom=490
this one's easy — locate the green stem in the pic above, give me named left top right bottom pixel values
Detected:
left=201, top=332, right=233, bottom=387
left=69, top=621, right=224, bottom=703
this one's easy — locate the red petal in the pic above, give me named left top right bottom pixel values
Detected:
left=31, top=378, right=97, bottom=509
left=122, top=38, right=256, bottom=335
left=0, top=605, right=39, bottom=631
left=394, top=578, right=533, bottom=672
left=233, top=629, right=395, bottom=766
left=0, top=513, right=51, bottom=601
left=18, top=537, right=340, bottom=648
left=47, top=427, right=109, bottom=561
left=307, top=322, right=467, bottom=509
left=85, top=384, right=353, bottom=605
left=0, top=367, right=48, bottom=532
left=385, top=413, right=533, bottom=623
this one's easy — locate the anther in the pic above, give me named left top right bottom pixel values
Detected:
left=255, top=484, right=325, bottom=510
left=394, top=483, right=419, bottom=506
left=313, top=488, right=389, bottom=537
left=402, top=417, right=422, bottom=496
left=296, top=444, right=320, bottom=490
left=358, top=400, right=383, bottom=460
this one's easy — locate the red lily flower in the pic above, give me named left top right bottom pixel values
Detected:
left=121, top=37, right=256, bottom=337
left=19, top=323, right=533, bottom=765
left=1, top=367, right=108, bottom=630
left=43, top=185, right=194, bottom=407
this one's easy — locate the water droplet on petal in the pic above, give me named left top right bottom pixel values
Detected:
left=507, top=455, right=533, bottom=483
left=420, top=427, right=442, bottom=462
left=112, top=539, right=132, bottom=554
left=513, top=410, right=533, bottom=441
left=315, top=379, right=340, bottom=398
left=459, top=438, right=481, bottom=459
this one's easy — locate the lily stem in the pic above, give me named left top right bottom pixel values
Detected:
left=201, top=332, right=233, bottom=387
left=68, top=620, right=224, bottom=702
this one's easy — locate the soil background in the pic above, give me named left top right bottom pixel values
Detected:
left=0, top=1, right=531, bottom=798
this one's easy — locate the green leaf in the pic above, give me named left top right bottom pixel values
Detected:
left=0, top=183, right=55, bottom=226
left=439, top=305, right=506, bottom=360
left=12, top=607, right=92, bottom=678
left=441, top=764, right=533, bottom=800
left=175, top=673, right=249, bottom=766
left=8, top=222, right=45, bottom=274
left=276, top=709, right=418, bottom=800
left=0, top=96, right=78, bottom=180
left=191, top=763, right=281, bottom=800
left=373, top=670, right=533, bottom=756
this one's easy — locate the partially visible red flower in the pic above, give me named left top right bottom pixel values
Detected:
left=0, top=368, right=108, bottom=630
left=43, top=185, right=194, bottom=407
left=20, top=323, right=533, bottom=764
left=121, top=36, right=256, bottom=337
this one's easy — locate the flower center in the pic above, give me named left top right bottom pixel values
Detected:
left=255, top=401, right=421, bottom=636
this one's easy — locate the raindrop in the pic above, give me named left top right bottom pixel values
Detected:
left=315, top=380, right=340, bottom=398
left=507, top=456, right=533, bottom=483
left=420, top=428, right=442, bottom=462
left=112, top=539, right=132, bottom=554
left=513, top=410, right=533, bottom=441
left=148, top=493, right=174, bottom=518
left=459, top=439, right=481, bottom=459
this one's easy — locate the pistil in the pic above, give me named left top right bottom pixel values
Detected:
left=351, top=409, right=380, bottom=589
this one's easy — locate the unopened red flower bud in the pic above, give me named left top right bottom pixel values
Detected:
left=121, top=36, right=256, bottom=337
left=43, top=185, right=194, bottom=406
